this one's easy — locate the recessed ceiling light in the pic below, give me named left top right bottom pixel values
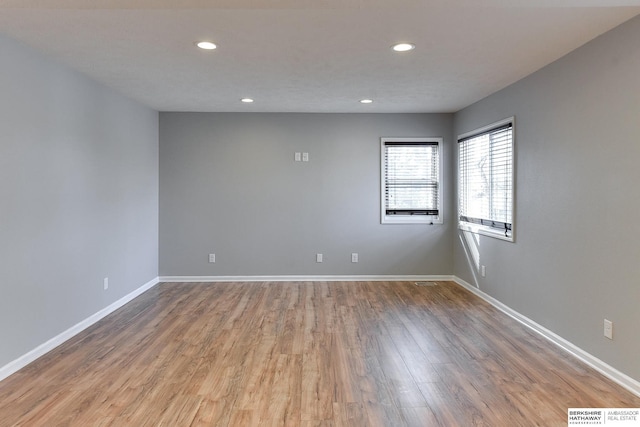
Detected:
left=196, top=41, right=217, bottom=50
left=360, top=99, right=373, bottom=104
left=241, top=98, right=254, bottom=103
left=392, top=43, right=415, bottom=52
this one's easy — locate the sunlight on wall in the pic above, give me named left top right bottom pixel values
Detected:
left=459, top=229, right=481, bottom=288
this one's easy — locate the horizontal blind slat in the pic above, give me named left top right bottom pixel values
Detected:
left=384, top=142, right=439, bottom=214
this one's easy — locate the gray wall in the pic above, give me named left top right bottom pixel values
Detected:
left=0, top=35, right=159, bottom=368
left=454, top=15, right=640, bottom=380
left=160, top=113, right=453, bottom=276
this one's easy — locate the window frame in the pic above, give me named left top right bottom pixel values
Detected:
left=380, top=137, right=443, bottom=225
left=457, top=117, right=515, bottom=242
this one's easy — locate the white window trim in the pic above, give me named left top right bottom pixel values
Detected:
left=380, top=137, right=444, bottom=225
left=457, top=117, right=515, bottom=242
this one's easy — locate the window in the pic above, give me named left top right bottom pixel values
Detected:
left=458, top=117, right=514, bottom=241
left=381, top=137, right=442, bottom=224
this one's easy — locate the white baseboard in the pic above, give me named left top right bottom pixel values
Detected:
left=0, top=276, right=160, bottom=383
left=159, top=274, right=455, bottom=283
left=453, top=276, right=640, bottom=398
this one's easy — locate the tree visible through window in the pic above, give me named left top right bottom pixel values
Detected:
left=458, top=118, right=514, bottom=241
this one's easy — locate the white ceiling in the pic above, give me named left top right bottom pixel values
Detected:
left=1, top=0, right=639, bottom=113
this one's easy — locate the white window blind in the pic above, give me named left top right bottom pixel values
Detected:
left=458, top=119, right=514, bottom=239
left=382, top=140, right=440, bottom=221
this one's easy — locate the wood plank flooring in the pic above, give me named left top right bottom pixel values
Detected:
left=0, top=281, right=638, bottom=426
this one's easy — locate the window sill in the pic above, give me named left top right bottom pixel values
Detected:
left=382, top=216, right=443, bottom=225
left=458, top=222, right=514, bottom=242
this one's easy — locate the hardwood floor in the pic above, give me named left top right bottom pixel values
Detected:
left=0, top=281, right=638, bottom=426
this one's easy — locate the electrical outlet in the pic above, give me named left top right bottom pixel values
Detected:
left=316, top=253, right=323, bottom=263
left=103, top=277, right=109, bottom=290
left=351, top=253, right=358, bottom=263
left=209, top=253, right=216, bottom=263
left=302, top=152, right=309, bottom=162
left=604, top=319, right=613, bottom=340
left=294, top=152, right=301, bottom=162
